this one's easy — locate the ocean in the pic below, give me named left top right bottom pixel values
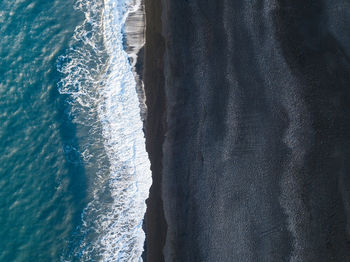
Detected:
left=0, top=0, right=151, bottom=261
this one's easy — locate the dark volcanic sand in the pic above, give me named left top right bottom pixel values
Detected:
left=143, top=0, right=167, bottom=261
left=143, top=0, right=350, bottom=261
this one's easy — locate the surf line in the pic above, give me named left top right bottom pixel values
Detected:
left=58, top=0, right=151, bottom=260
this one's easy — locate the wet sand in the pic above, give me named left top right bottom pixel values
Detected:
left=143, top=0, right=350, bottom=261
left=142, top=0, right=167, bottom=261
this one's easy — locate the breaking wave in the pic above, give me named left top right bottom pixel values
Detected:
left=57, top=0, right=151, bottom=261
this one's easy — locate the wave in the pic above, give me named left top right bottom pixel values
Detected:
left=57, top=0, right=151, bottom=261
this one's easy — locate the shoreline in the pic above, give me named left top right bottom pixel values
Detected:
left=142, top=0, right=167, bottom=261
left=123, top=0, right=168, bottom=260
left=123, top=0, right=167, bottom=260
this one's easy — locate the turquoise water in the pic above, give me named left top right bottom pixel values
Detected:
left=0, top=0, right=151, bottom=261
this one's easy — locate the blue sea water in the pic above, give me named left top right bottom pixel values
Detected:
left=0, top=0, right=151, bottom=261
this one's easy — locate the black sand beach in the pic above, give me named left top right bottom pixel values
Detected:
left=143, top=0, right=350, bottom=261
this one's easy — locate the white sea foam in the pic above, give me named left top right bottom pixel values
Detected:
left=58, top=0, right=151, bottom=261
